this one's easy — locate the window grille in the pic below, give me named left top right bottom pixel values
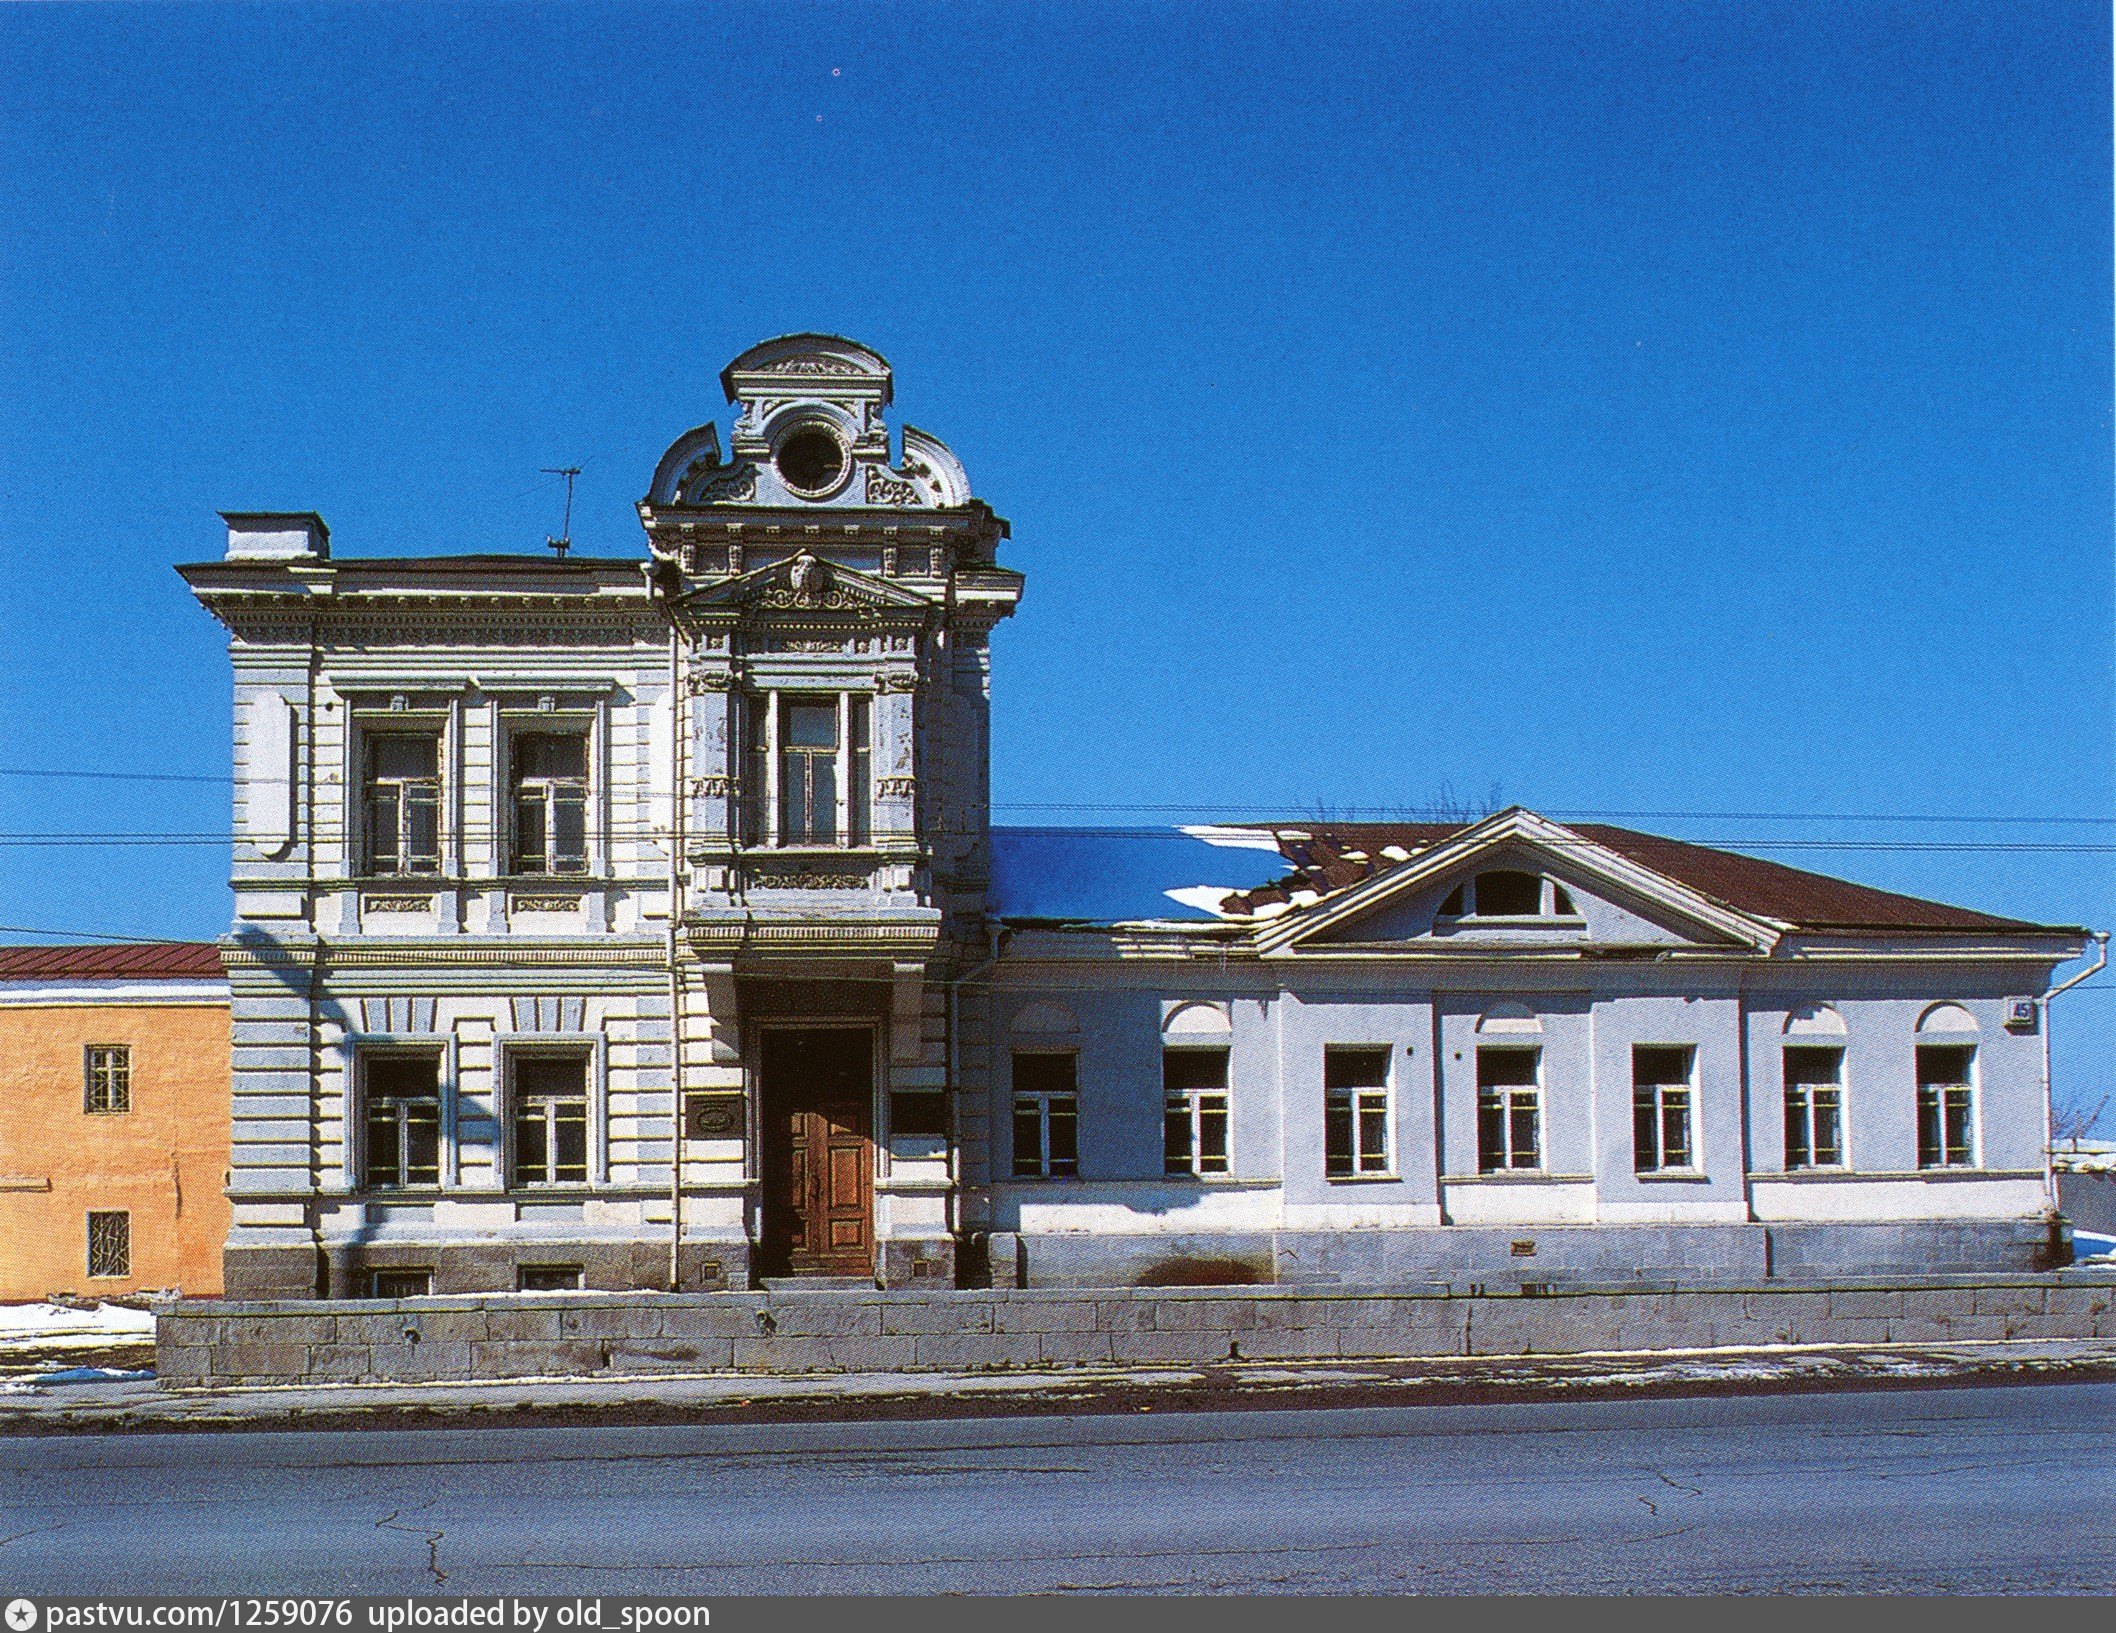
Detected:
left=84, top=1045, right=131, bottom=1114
left=87, top=1210, right=130, bottom=1279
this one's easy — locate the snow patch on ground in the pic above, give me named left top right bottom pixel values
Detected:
left=0, top=1302, right=157, bottom=1344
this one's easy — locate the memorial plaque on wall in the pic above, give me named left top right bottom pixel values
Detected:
left=685, top=1092, right=745, bottom=1140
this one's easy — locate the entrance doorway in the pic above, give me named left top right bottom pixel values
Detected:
left=757, top=1027, right=875, bottom=1278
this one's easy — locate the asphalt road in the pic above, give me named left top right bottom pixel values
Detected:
left=2, top=1381, right=2111, bottom=1594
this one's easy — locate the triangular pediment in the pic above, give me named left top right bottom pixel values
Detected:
left=679, top=551, right=937, bottom=617
left=1254, top=809, right=1784, bottom=955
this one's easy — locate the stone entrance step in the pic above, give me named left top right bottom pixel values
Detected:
left=758, top=1276, right=876, bottom=1292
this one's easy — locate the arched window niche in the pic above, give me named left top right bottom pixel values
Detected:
left=1439, top=870, right=1579, bottom=920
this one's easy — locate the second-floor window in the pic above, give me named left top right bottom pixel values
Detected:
left=1633, top=1045, right=1696, bottom=1173
left=747, top=693, right=873, bottom=847
left=364, top=1053, right=442, bottom=1189
left=84, top=1045, right=131, bottom=1114
left=364, top=732, right=441, bottom=875
left=511, top=732, right=589, bottom=874
left=1164, top=1048, right=1230, bottom=1177
left=1783, top=1046, right=1844, bottom=1169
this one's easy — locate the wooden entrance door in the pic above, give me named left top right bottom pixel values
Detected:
left=758, top=1028, right=875, bottom=1277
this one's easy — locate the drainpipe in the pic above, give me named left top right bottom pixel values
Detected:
left=2042, top=930, right=2108, bottom=1212
left=653, top=565, right=687, bottom=1292
left=946, top=922, right=1010, bottom=1252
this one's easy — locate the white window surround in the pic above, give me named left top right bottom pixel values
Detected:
left=1632, top=1043, right=1699, bottom=1176
left=742, top=686, right=877, bottom=850
left=495, top=704, right=605, bottom=879
left=1324, top=1045, right=1394, bottom=1179
left=340, top=1033, right=461, bottom=1192
left=496, top=1035, right=609, bottom=1189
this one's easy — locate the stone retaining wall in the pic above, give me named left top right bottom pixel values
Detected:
left=157, top=1272, right=2116, bottom=1387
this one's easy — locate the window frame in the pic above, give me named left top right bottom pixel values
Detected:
left=506, top=726, right=592, bottom=877
left=357, top=724, right=446, bottom=878
left=1438, top=871, right=1579, bottom=920
left=1915, top=1042, right=1979, bottom=1170
left=1163, top=1046, right=1232, bottom=1178
left=358, top=1048, right=447, bottom=1192
left=86, top=1209, right=131, bottom=1280
left=1631, top=1043, right=1698, bottom=1175
left=507, top=1049, right=594, bottom=1189
left=1782, top=1044, right=1846, bottom=1170
left=1323, top=1045, right=1394, bottom=1179
left=1475, top=1045, right=1544, bottom=1173
left=744, top=689, right=877, bottom=849
left=1010, top=1051, right=1080, bottom=1179
left=84, top=1044, right=132, bottom=1115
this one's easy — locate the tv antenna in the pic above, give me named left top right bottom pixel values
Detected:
left=542, top=465, right=582, bottom=559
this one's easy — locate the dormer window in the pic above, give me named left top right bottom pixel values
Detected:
left=1438, top=870, right=1577, bottom=919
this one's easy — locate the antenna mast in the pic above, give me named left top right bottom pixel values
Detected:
left=542, top=465, right=582, bottom=559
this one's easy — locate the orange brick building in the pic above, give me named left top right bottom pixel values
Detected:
left=0, top=944, right=231, bottom=1298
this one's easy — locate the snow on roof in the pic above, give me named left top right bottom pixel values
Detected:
left=989, top=827, right=1291, bottom=923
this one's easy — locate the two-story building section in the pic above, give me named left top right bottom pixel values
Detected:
left=183, top=335, right=2090, bottom=1299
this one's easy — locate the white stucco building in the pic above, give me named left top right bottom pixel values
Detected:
left=182, top=335, right=2089, bottom=1298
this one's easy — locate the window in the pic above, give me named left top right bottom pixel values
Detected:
left=86, top=1211, right=130, bottom=1279
left=363, top=732, right=441, bottom=875
left=780, top=698, right=839, bottom=844
left=511, top=732, right=588, bottom=874
left=368, top=1268, right=433, bottom=1299
left=518, top=1264, right=583, bottom=1292
left=1012, top=1052, right=1079, bottom=1178
left=512, top=1055, right=590, bottom=1185
left=364, top=1053, right=442, bottom=1189
left=1164, top=1048, right=1230, bottom=1176
left=1324, top=1047, right=1392, bottom=1176
left=1439, top=871, right=1577, bottom=918
left=1916, top=1044, right=1977, bottom=1169
left=1476, top=1047, right=1542, bottom=1171
left=1632, top=1045, right=1695, bottom=1173
left=747, top=693, right=872, bottom=847
left=1783, top=1046, right=1844, bottom=1169
left=84, top=1045, right=131, bottom=1114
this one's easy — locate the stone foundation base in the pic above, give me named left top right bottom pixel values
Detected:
left=306, top=1239, right=748, bottom=1297
left=158, top=1270, right=2116, bottom=1386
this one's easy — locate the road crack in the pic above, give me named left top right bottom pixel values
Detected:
left=376, top=1500, right=448, bottom=1585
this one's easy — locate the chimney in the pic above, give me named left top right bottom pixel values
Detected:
left=222, top=512, right=330, bottom=562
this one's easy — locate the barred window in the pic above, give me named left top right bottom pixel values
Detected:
left=364, top=1052, right=443, bottom=1189
left=1477, top=1047, right=1542, bottom=1172
left=87, top=1210, right=130, bottom=1279
left=1632, top=1045, right=1696, bottom=1173
left=1164, top=1048, right=1230, bottom=1177
left=1011, top=1052, right=1079, bottom=1178
left=1324, top=1047, right=1392, bottom=1176
left=513, top=1054, right=590, bottom=1186
left=84, top=1045, right=131, bottom=1114
left=1783, top=1046, right=1845, bottom=1169
left=368, top=1268, right=433, bottom=1299
left=1916, top=1044, right=1977, bottom=1169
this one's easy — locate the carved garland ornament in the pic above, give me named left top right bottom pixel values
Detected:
left=865, top=467, right=923, bottom=506
left=686, top=671, right=734, bottom=694
left=876, top=776, right=917, bottom=799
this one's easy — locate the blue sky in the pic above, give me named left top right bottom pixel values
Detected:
left=1, top=3, right=2110, bottom=1107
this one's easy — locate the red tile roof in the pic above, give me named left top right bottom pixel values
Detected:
left=1218, top=822, right=2074, bottom=934
left=0, top=942, right=226, bottom=981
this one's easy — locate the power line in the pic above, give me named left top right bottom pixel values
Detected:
left=1, top=764, right=2112, bottom=829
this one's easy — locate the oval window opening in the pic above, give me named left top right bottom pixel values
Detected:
left=776, top=428, right=845, bottom=495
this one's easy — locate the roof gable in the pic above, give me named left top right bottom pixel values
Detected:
left=1254, top=810, right=1782, bottom=954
